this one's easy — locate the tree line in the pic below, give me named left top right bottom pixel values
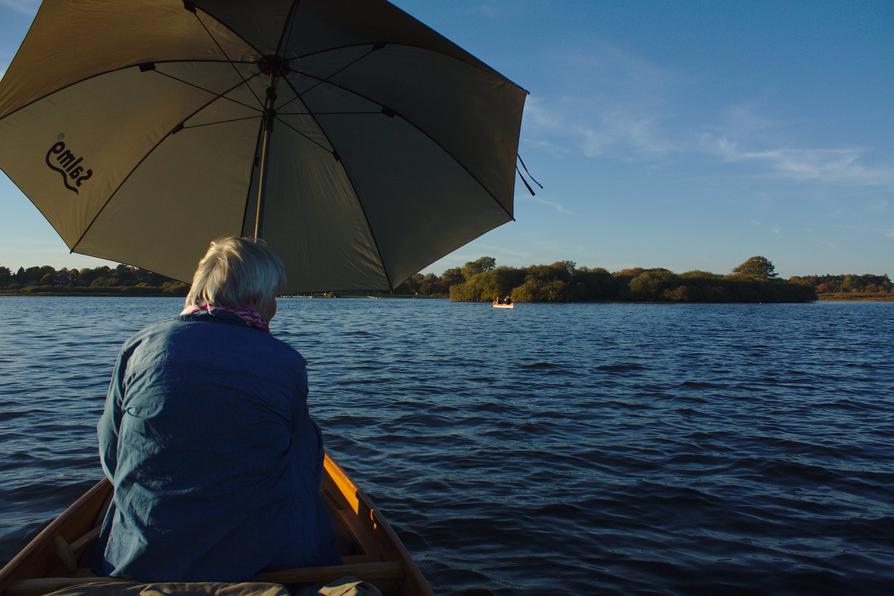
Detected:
left=0, top=264, right=188, bottom=295
left=2, top=257, right=890, bottom=302
left=394, top=255, right=835, bottom=303
left=787, top=274, right=892, bottom=296
left=400, top=255, right=818, bottom=303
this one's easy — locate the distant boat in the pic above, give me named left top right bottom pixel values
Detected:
left=492, top=300, right=514, bottom=309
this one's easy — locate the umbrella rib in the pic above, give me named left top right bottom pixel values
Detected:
left=289, top=68, right=515, bottom=221
left=272, top=116, right=333, bottom=154
left=153, top=70, right=263, bottom=114
left=0, top=59, right=259, bottom=125
left=190, top=9, right=264, bottom=108
left=280, top=76, right=394, bottom=290
left=275, top=0, right=302, bottom=56
left=275, top=46, right=379, bottom=113
left=277, top=111, right=380, bottom=116
left=182, top=115, right=262, bottom=130
left=293, top=42, right=529, bottom=94
left=70, top=74, right=262, bottom=254
left=183, top=2, right=265, bottom=57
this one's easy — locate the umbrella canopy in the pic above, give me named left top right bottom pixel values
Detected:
left=0, top=0, right=526, bottom=292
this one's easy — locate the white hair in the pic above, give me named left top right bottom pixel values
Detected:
left=183, top=237, right=286, bottom=312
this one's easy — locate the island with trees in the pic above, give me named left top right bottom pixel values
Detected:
left=1, top=256, right=891, bottom=302
left=0, top=264, right=189, bottom=296
left=403, top=255, right=820, bottom=303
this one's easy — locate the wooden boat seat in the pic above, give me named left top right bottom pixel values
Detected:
left=54, top=528, right=101, bottom=573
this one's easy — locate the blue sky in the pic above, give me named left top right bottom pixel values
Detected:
left=1, top=0, right=892, bottom=278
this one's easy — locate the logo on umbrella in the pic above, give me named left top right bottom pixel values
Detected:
left=45, top=139, right=93, bottom=193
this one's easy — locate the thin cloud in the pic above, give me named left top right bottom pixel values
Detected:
left=459, top=4, right=501, bottom=18
left=519, top=194, right=573, bottom=215
left=580, top=112, right=671, bottom=158
left=524, top=96, right=562, bottom=129
left=716, top=103, right=791, bottom=141
left=886, top=230, right=894, bottom=239
left=525, top=95, right=675, bottom=160
left=702, top=134, right=894, bottom=188
left=520, top=137, right=571, bottom=158
left=523, top=44, right=678, bottom=161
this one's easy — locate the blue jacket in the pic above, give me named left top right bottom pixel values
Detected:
left=95, top=311, right=339, bottom=581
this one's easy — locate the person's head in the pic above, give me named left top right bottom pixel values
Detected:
left=183, top=237, right=286, bottom=322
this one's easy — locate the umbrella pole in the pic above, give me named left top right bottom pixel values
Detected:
left=253, top=81, right=277, bottom=241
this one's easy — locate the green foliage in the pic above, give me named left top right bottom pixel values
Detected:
left=629, top=269, right=675, bottom=301
left=440, top=267, right=464, bottom=287
left=444, top=256, right=816, bottom=303
left=0, top=263, right=186, bottom=296
left=663, top=285, right=691, bottom=301
left=449, top=261, right=527, bottom=301
left=680, top=270, right=722, bottom=280
left=732, top=256, right=777, bottom=279
left=570, top=267, right=616, bottom=300
left=396, top=272, right=450, bottom=296
left=10, top=256, right=884, bottom=303
left=508, top=262, right=575, bottom=302
left=615, top=268, right=645, bottom=278
left=161, top=281, right=189, bottom=295
left=462, top=256, right=496, bottom=280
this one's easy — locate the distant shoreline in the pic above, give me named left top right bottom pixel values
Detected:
left=3, top=290, right=893, bottom=302
left=0, top=288, right=184, bottom=297
left=3, top=258, right=891, bottom=303
left=817, top=293, right=894, bottom=302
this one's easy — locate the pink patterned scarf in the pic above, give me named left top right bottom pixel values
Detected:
left=184, top=300, right=269, bottom=332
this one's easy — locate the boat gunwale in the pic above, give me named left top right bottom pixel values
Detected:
left=0, top=479, right=110, bottom=591
left=0, top=454, right=433, bottom=596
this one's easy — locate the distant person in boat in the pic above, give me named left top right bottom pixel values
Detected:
left=94, top=237, right=339, bottom=581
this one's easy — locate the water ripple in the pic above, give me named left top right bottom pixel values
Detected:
left=1, top=297, right=893, bottom=594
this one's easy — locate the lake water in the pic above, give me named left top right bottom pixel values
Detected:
left=1, top=297, right=892, bottom=594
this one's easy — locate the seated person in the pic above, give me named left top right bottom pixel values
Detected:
left=94, top=237, right=339, bottom=581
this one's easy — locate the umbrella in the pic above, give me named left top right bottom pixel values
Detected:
left=0, top=0, right=527, bottom=292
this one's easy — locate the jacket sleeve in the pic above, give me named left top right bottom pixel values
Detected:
left=97, top=341, right=134, bottom=480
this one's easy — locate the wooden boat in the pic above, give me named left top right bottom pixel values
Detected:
left=0, top=455, right=432, bottom=596
left=492, top=301, right=514, bottom=309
